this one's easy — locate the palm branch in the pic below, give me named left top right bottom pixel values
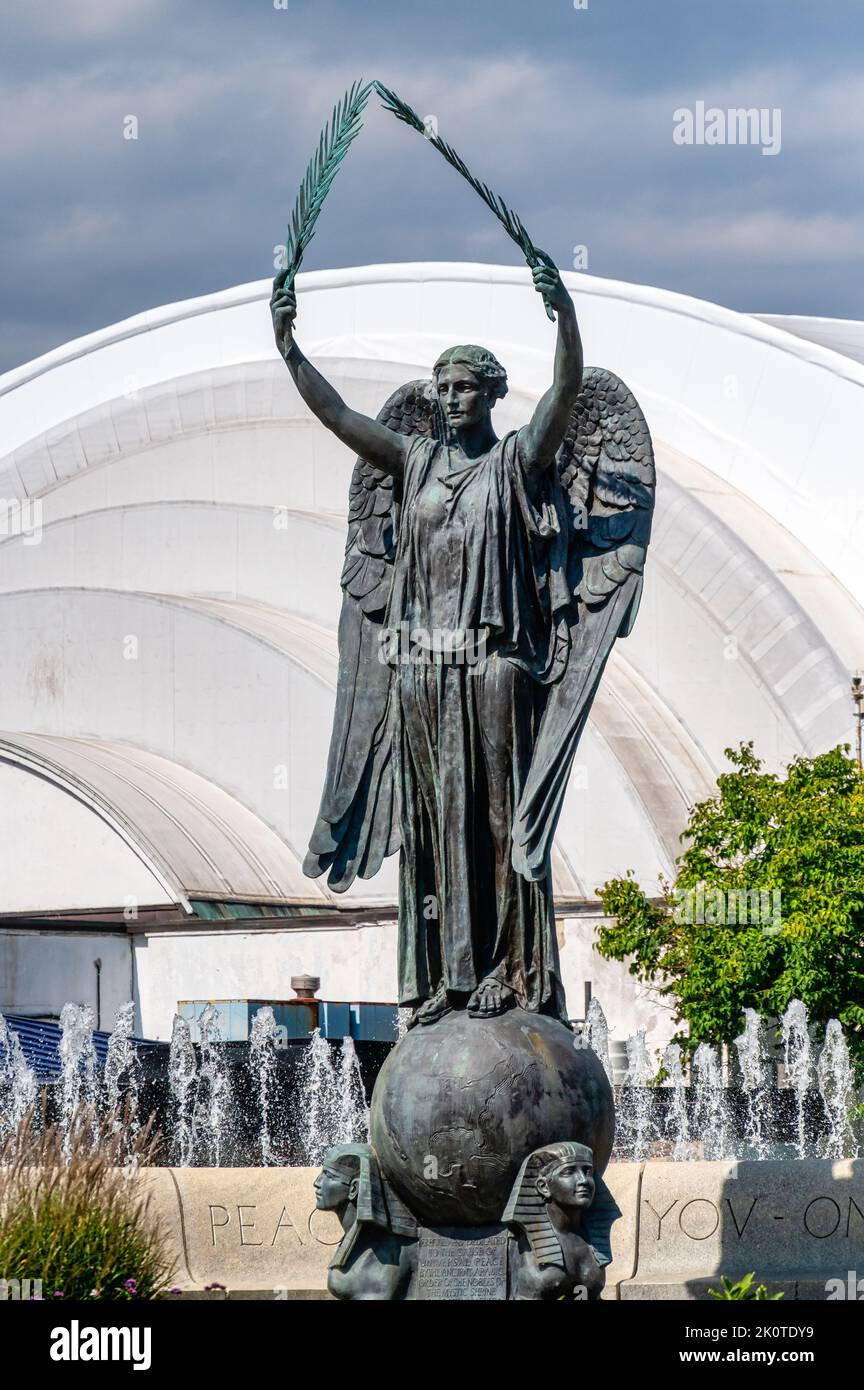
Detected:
left=282, top=79, right=373, bottom=286
left=374, top=81, right=555, bottom=320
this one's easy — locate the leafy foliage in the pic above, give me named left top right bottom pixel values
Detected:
left=597, top=743, right=864, bottom=1066
left=709, top=1271, right=784, bottom=1301
left=0, top=1107, right=172, bottom=1301
left=374, top=81, right=555, bottom=320
left=283, top=80, right=372, bottom=286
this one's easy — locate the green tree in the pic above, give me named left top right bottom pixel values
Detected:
left=596, top=743, right=864, bottom=1067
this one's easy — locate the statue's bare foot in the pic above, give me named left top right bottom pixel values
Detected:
left=467, top=977, right=516, bottom=1018
left=409, top=987, right=455, bottom=1028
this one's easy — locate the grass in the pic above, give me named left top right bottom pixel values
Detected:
left=0, top=1104, right=173, bottom=1301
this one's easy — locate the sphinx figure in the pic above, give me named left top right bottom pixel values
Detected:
left=503, top=1141, right=621, bottom=1301
left=314, top=1143, right=417, bottom=1300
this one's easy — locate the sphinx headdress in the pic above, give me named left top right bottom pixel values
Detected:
left=502, top=1141, right=621, bottom=1269
left=322, top=1143, right=416, bottom=1269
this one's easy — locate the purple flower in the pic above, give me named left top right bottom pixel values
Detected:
left=169, top=1287, right=183, bottom=1296
left=54, top=1290, right=64, bottom=1298
left=124, top=1278, right=138, bottom=1294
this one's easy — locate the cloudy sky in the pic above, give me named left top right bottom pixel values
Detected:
left=2, top=0, right=863, bottom=372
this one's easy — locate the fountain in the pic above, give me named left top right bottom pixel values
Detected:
left=58, top=1003, right=99, bottom=1157
left=733, top=1008, right=773, bottom=1160
left=166, top=1009, right=372, bottom=1166
left=817, top=1018, right=856, bottom=1160
left=103, top=1002, right=143, bottom=1158
left=190, top=1003, right=232, bottom=1167
left=249, top=1006, right=280, bottom=1166
left=662, top=1042, right=691, bottom=1160
left=291, top=1027, right=342, bottom=1165
left=168, top=1014, right=198, bottom=1167
left=335, top=1035, right=369, bottom=1145
left=615, top=1030, right=657, bottom=1160
left=584, top=998, right=614, bottom=1086
left=781, top=998, right=816, bottom=1159
left=0, top=1011, right=37, bottom=1146
left=0, top=995, right=860, bottom=1168
left=691, top=1042, right=734, bottom=1159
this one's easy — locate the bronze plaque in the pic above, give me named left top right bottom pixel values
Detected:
left=416, top=1227, right=508, bottom=1301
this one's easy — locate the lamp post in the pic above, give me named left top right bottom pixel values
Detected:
left=852, top=674, right=864, bottom=770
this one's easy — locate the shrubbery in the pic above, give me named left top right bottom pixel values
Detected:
left=0, top=1107, right=172, bottom=1301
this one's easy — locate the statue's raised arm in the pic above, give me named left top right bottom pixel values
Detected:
left=270, top=270, right=410, bottom=479
left=518, top=256, right=584, bottom=476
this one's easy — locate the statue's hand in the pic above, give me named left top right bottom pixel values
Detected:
left=270, top=268, right=297, bottom=359
left=531, top=252, right=571, bottom=314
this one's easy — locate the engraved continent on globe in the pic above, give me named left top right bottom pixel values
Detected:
left=369, top=1008, right=615, bottom=1226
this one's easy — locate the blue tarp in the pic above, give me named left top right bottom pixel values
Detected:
left=2, top=1015, right=162, bottom=1080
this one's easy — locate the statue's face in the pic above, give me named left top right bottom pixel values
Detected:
left=314, top=1164, right=357, bottom=1210
left=538, top=1160, right=595, bottom=1210
left=435, top=364, right=491, bottom=430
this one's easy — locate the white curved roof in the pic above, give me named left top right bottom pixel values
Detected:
left=0, top=733, right=327, bottom=913
left=754, top=315, right=864, bottom=368
left=0, top=262, right=859, bottom=915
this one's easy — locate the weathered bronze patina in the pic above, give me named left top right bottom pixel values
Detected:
left=272, top=263, right=654, bottom=1026
left=273, top=87, right=654, bottom=1294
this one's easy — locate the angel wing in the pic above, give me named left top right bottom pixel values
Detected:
left=511, top=366, right=656, bottom=881
left=303, top=381, right=444, bottom=891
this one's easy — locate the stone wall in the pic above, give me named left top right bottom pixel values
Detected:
left=615, top=1158, right=864, bottom=1300
left=142, top=1159, right=864, bottom=1300
left=140, top=1167, right=341, bottom=1300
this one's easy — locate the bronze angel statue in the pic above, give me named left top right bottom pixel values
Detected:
left=271, top=259, right=654, bottom=1027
